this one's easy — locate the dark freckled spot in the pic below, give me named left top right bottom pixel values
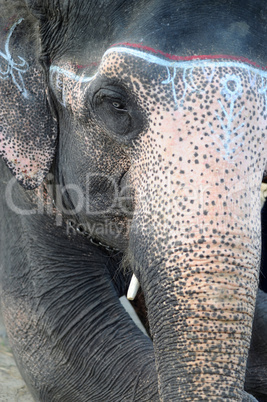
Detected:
left=133, top=81, right=140, bottom=90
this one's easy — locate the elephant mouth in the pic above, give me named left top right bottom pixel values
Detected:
left=66, top=218, right=121, bottom=252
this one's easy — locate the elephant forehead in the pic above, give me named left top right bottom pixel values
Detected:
left=100, top=48, right=267, bottom=104
left=99, top=51, right=267, bottom=214
left=100, top=48, right=267, bottom=158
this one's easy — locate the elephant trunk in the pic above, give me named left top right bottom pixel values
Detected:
left=128, top=217, right=260, bottom=400
left=147, top=246, right=257, bottom=400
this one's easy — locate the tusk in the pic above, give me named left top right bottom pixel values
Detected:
left=261, top=183, right=267, bottom=208
left=127, top=274, right=140, bottom=301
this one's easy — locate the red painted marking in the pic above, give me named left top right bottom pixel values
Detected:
left=3, top=14, right=17, bottom=32
left=110, top=42, right=267, bottom=70
left=76, top=62, right=99, bottom=69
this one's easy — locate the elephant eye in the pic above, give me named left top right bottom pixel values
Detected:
left=93, top=88, right=131, bottom=136
left=94, top=89, right=128, bottom=112
left=112, top=100, right=127, bottom=111
left=89, top=81, right=145, bottom=143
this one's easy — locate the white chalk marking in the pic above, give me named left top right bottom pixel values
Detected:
left=0, top=19, right=29, bottom=98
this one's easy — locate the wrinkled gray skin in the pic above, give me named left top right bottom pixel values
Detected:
left=0, top=0, right=267, bottom=401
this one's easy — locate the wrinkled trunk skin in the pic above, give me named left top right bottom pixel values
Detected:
left=142, top=251, right=258, bottom=401
left=129, top=199, right=260, bottom=400
left=109, top=54, right=267, bottom=400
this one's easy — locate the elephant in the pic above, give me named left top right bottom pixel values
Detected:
left=1, top=0, right=267, bottom=400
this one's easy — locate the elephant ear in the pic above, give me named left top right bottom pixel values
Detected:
left=0, top=2, right=57, bottom=189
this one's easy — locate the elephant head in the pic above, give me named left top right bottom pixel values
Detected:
left=0, top=0, right=267, bottom=400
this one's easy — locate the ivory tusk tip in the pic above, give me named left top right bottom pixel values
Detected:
left=127, top=274, right=140, bottom=301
